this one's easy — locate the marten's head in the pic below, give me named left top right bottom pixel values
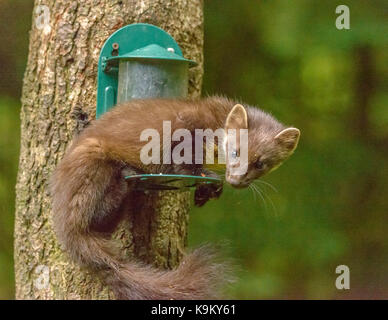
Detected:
left=224, top=104, right=300, bottom=188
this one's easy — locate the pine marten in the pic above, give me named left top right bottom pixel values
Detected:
left=50, top=96, right=300, bottom=300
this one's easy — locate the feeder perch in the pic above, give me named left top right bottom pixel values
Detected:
left=96, top=23, right=222, bottom=190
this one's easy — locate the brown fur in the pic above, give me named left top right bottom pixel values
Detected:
left=50, top=96, right=299, bottom=299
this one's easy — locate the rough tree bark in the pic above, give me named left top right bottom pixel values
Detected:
left=14, top=0, right=203, bottom=299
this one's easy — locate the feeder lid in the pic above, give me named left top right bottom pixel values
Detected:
left=106, top=44, right=197, bottom=67
left=125, top=174, right=222, bottom=191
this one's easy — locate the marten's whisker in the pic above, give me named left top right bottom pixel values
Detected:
left=256, top=179, right=278, bottom=193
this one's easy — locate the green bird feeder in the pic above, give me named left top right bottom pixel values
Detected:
left=96, top=23, right=222, bottom=190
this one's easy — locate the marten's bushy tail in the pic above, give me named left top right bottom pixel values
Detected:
left=50, top=137, right=232, bottom=299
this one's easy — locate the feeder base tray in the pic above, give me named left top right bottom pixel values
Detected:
left=124, top=174, right=222, bottom=191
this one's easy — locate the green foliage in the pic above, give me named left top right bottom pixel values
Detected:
left=0, top=97, right=20, bottom=298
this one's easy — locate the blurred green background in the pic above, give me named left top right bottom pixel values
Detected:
left=0, top=0, right=387, bottom=299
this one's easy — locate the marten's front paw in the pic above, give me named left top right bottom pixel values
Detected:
left=194, top=183, right=223, bottom=207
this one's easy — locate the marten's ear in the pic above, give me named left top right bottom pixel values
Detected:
left=225, top=104, right=248, bottom=130
left=274, top=128, right=300, bottom=154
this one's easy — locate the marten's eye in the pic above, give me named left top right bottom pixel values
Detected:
left=231, top=150, right=239, bottom=158
left=255, top=160, right=264, bottom=170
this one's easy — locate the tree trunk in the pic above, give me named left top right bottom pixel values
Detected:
left=15, top=0, right=203, bottom=299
